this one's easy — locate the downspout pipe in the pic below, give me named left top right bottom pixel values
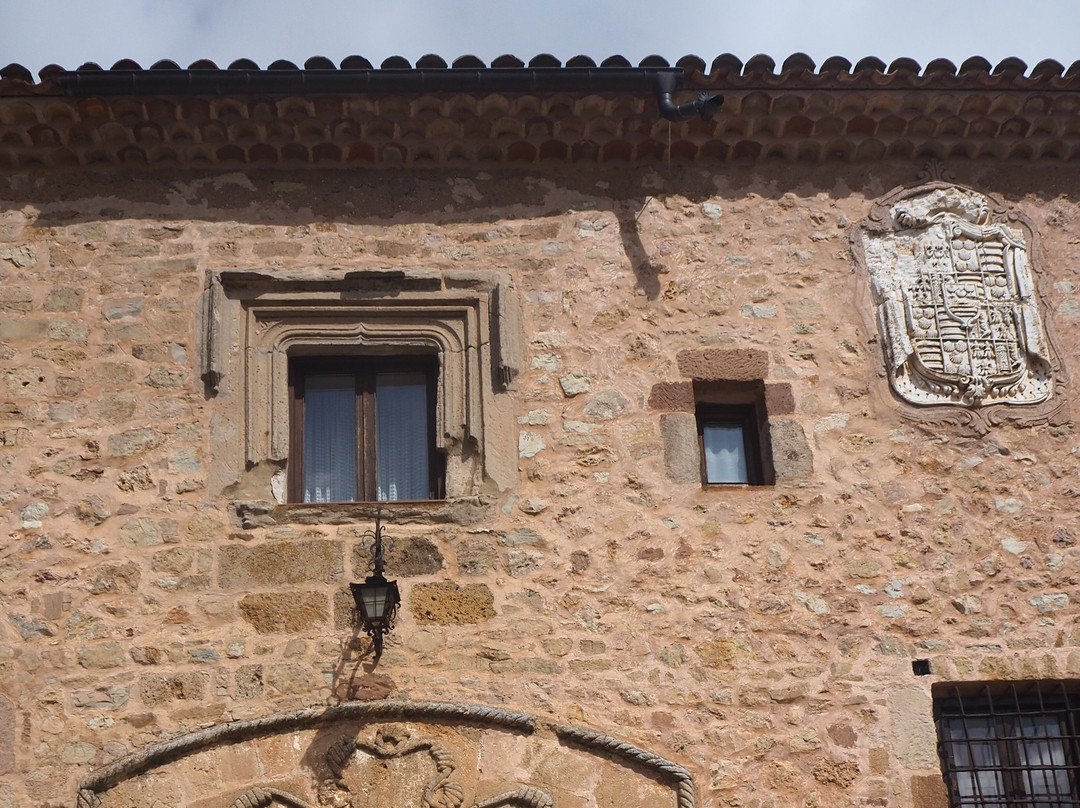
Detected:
left=56, top=66, right=723, bottom=121
left=653, top=71, right=724, bottom=121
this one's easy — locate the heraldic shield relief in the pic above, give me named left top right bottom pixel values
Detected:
left=858, top=183, right=1055, bottom=412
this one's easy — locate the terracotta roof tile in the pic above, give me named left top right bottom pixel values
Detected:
left=3, top=53, right=1080, bottom=167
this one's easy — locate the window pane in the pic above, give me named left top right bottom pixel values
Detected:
left=303, top=375, right=357, bottom=503
left=703, top=423, right=749, bottom=484
left=376, top=372, right=430, bottom=501
left=1016, top=715, right=1072, bottom=803
left=943, top=717, right=1005, bottom=805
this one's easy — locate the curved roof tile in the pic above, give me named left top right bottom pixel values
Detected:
left=11, top=52, right=1080, bottom=81
left=819, top=56, right=852, bottom=73
left=4, top=52, right=1080, bottom=167
left=782, top=53, right=816, bottom=73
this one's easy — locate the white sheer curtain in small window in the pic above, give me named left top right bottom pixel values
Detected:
left=376, top=373, right=429, bottom=501
left=303, top=375, right=357, bottom=503
left=703, top=423, right=749, bottom=483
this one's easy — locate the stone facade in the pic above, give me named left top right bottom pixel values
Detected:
left=2, top=63, right=1080, bottom=808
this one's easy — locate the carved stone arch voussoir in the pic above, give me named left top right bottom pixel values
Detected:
left=229, top=787, right=316, bottom=808
left=75, top=700, right=695, bottom=808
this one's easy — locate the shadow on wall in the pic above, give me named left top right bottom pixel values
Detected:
left=616, top=199, right=667, bottom=299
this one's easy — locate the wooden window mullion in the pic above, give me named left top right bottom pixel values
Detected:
left=358, top=370, right=377, bottom=501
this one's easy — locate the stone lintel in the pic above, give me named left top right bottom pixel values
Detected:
left=676, top=348, right=769, bottom=381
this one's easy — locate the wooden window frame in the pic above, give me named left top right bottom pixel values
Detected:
left=287, top=355, right=445, bottom=503
left=696, top=403, right=764, bottom=486
left=693, top=379, right=774, bottom=487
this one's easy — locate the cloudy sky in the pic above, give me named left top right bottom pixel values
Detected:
left=1, top=0, right=1075, bottom=74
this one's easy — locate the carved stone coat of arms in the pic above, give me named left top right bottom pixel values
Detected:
left=854, top=182, right=1058, bottom=426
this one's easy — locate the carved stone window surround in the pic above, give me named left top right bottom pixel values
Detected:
left=648, top=348, right=813, bottom=484
left=201, top=268, right=523, bottom=502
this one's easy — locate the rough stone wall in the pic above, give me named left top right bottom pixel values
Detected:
left=1, top=161, right=1079, bottom=808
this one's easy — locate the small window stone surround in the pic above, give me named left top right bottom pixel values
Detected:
left=200, top=268, right=523, bottom=513
left=648, top=348, right=812, bottom=483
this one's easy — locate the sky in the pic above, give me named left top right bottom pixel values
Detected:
left=1, top=0, right=1076, bottom=75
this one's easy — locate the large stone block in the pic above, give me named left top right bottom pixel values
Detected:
left=660, top=412, right=700, bottom=483
left=410, top=581, right=495, bottom=624
left=219, top=540, right=344, bottom=588
left=266, top=662, right=319, bottom=695
left=695, top=638, right=754, bottom=668
left=676, top=348, right=769, bottom=380
left=910, top=775, right=949, bottom=808
left=0, top=318, right=46, bottom=340
left=583, top=389, right=629, bottom=421
left=768, top=418, right=813, bottom=479
left=107, top=427, right=164, bottom=458
left=0, top=287, right=32, bottom=312
left=890, top=688, right=938, bottom=769
left=647, top=381, right=694, bottom=412
left=41, top=283, right=82, bottom=308
left=764, top=382, right=795, bottom=415
left=354, top=535, right=444, bottom=577
left=78, top=641, right=125, bottom=669
left=239, top=592, right=329, bottom=633
left=85, top=561, right=140, bottom=595
left=139, top=672, right=208, bottom=704
left=456, top=538, right=498, bottom=575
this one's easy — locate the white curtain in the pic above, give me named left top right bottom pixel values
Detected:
left=303, top=375, right=357, bottom=503
left=376, top=373, right=429, bottom=501
left=944, top=715, right=1071, bottom=806
left=703, top=423, right=748, bottom=483
left=945, top=717, right=1006, bottom=805
left=1016, top=715, right=1071, bottom=805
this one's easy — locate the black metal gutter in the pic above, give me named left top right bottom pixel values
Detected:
left=55, top=67, right=723, bottom=121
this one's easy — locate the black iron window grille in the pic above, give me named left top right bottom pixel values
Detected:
left=934, top=681, right=1080, bottom=808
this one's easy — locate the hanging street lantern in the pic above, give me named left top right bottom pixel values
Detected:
left=349, top=508, right=400, bottom=657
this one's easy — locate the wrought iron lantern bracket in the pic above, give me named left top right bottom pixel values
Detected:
left=349, top=508, right=400, bottom=657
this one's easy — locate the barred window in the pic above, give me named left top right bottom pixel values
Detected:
left=934, top=681, right=1080, bottom=808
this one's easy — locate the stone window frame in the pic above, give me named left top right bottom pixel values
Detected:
left=649, top=348, right=812, bottom=485
left=200, top=268, right=523, bottom=506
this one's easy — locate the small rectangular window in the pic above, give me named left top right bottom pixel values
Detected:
left=934, top=681, right=1080, bottom=808
left=288, top=357, right=444, bottom=503
left=697, top=403, right=763, bottom=485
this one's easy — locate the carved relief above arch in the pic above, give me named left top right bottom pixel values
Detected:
left=76, top=700, right=695, bottom=808
left=849, top=175, right=1067, bottom=434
